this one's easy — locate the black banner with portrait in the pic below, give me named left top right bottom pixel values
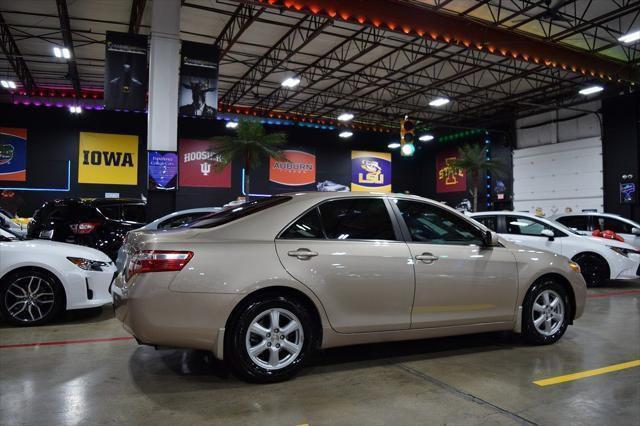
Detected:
left=104, top=31, right=148, bottom=111
left=179, top=41, right=219, bottom=118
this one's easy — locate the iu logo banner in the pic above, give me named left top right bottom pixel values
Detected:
left=78, top=132, right=139, bottom=185
left=351, top=151, right=392, bottom=192
left=436, top=148, right=466, bottom=193
left=178, top=139, right=231, bottom=188
left=269, top=150, right=316, bottom=187
left=0, top=128, right=27, bottom=182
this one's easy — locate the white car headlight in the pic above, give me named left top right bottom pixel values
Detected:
left=67, top=257, right=110, bottom=271
left=608, top=246, right=640, bottom=258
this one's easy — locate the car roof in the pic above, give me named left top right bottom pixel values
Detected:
left=44, top=197, right=145, bottom=206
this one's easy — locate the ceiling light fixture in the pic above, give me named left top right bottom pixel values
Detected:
left=68, top=105, right=82, bottom=114
left=53, top=47, right=71, bottom=59
left=337, top=112, right=354, bottom=122
left=53, top=47, right=62, bottom=58
left=419, top=134, right=434, bottom=142
left=578, top=85, right=604, bottom=95
left=429, top=97, right=450, bottom=107
left=387, top=142, right=401, bottom=149
left=338, top=131, right=353, bottom=138
left=401, top=143, right=415, bottom=156
left=62, top=48, right=71, bottom=59
left=1, top=80, right=16, bottom=89
left=281, top=77, right=301, bottom=88
left=226, top=121, right=239, bottom=129
left=618, top=30, right=640, bottom=44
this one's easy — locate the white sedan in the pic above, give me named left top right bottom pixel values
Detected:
left=470, top=211, right=640, bottom=287
left=0, top=228, right=116, bottom=326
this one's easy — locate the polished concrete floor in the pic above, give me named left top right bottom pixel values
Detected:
left=1, top=281, right=639, bottom=426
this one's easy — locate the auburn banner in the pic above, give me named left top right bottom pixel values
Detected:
left=351, top=151, right=392, bottom=192
left=179, top=41, right=219, bottom=118
left=269, top=149, right=316, bottom=187
left=178, top=139, right=231, bottom=188
left=104, top=31, right=148, bottom=111
left=78, top=132, right=139, bottom=185
left=0, top=128, right=27, bottom=181
left=436, top=148, right=466, bottom=193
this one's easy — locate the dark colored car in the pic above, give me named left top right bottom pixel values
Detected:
left=27, top=198, right=147, bottom=260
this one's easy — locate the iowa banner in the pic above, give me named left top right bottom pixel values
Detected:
left=78, top=132, right=139, bottom=185
left=104, top=31, right=148, bottom=111
left=0, top=128, right=27, bottom=181
left=351, top=151, right=392, bottom=192
left=179, top=41, right=219, bottom=118
left=178, top=139, right=231, bottom=188
left=436, top=148, right=466, bottom=193
left=269, top=149, right=316, bottom=188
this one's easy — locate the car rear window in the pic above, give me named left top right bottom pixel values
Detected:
left=190, top=196, right=291, bottom=229
left=122, top=204, right=146, bottom=223
left=556, top=215, right=589, bottom=230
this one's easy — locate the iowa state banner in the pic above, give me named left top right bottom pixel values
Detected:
left=435, top=148, right=466, bottom=193
left=78, top=132, right=139, bottom=185
left=351, top=151, right=392, bottom=192
left=0, top=128, right=27, bottom=181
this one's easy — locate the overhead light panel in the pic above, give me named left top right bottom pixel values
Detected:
left=429, top=97, right=450, bottom=107
left=337, top=112, right=354, bottom=122
left=419, top=134, right=434, bottom=142
left=618, top=30, right=640, bottom=44
left=53, top=47, right=71, bottom=59
left=226, top=121, right=238, bottom=129
left=387, top=142, right=401, bottom=149
left=53, top=47, right=62, bottom=58
left=62, top=48, right=71, bottom=59
left=281, top=77, right=301, bottom=88
left=401, top=143, right=415, bottom=156
left=579, top=85, right=604, bottom=96
left=69, top=106, right=82, bottom=114
left=1, top=80, right=15, bottom=89
left=338, top=131, right=353, bottom=138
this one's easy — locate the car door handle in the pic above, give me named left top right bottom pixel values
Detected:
left=287, top=249, right=319, bottom=259
left=415, top=253, right=438, bottom=263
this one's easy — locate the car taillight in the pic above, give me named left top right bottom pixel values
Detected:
left=69, top=222, right=100, bottom=235
left=127, top=250, right=193, bottom=277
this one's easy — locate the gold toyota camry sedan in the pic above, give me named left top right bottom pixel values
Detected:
left=113, top=192, right=586, bottom=382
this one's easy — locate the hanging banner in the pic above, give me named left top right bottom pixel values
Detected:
left=436, top=148, right=466, bottom=193
left=179, top=139, right=231, bottom=188
left=104, top=31, right=148, bottom=111
left=78, top=132, right=139, bottom=185
left=269, top=149, right=316, bottom=187
left=148, top=151, right=178, bottom=191
left=0, top=128, right=27, bottom=182
left=351, top=151, right=392, bottom=192
left=179, top=41, right=219, bottom=118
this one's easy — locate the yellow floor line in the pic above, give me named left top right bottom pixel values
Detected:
left=533, top=360, right=640, bottom=387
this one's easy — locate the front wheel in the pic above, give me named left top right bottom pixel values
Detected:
left=226, top=296, right=314, bottom=383
left=572, top=253, right=610, bottom=287
left=522, top=279, right=571, bottom=345
left=0, top=269, right=64, bottom=326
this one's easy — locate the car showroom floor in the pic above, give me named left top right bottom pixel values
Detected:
left=1, top=282, right=639, bottom=426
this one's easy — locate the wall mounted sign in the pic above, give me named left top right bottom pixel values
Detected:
left=0, top=128, right=27, bottom=182
left=78, top=132, right=139, bottom=185
left=104, top=31, right=148, bottom=111
left=436, top=148, right=466, bottom=193
left=179, top=41, right=219, bottom=118
left=269, top=149, right=316, bottom=186
left=178, top=138, right=231, bottom=188
left=620, top=182, right=637, bottom=204
left=351, top=150, right=392, bottom=192
left=148, top=151, right=178, bottom=191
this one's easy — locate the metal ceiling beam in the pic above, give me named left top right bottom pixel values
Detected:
left=207, top=2, right=265, bottom=59
left=128, top=0, right=146, bottom=34
left=55, top=0, right=81, bottom=93
left=0, top=12, right=36, bottom=90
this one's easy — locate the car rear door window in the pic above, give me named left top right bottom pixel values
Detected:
left=599, top=217, right=633, bottom=234
left=474, top=215, right=498, bottom=231
left=319, top=198, right=396, bottom=240
left=505, top=216, right=563, bottom=237
left=556, top=215, right=589, bottom=230
left=395, top=200, right=483, bottom=245
left=280, top=207, right=324, bottom=239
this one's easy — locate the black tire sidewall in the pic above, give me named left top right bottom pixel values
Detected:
left=226, top=296, right=314, bottom=383
left=573, top=253, right=609, bottom=287
left=0, top=269, right=64, bottom=326
left=522, top=279, right=571, bottom=345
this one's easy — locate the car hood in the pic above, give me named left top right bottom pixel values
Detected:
left=582, top=235, right=636, bottom=250
left=13, top=239, right=112, bottom=262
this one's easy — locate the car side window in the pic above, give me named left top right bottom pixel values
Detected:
left=474, top=216, right=498, bottom=232
left=599, top=217, right=633, bottom=234
left=280, top=207, right=324, bottom=239
left=395, top=200, right=484, bottom=245
left=319, top=198, right=396, bottom=240
left=556, top=215, right=588, bottom=230
left=506, top=216, right=563, bottom=237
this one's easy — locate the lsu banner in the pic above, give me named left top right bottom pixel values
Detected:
left=436, top=148, right=466, bottom=193
left=78, top=132, right=139, bottom=185
left=0, top=128, right=27, bottom=181
left=351, top=151, right=392, bottom=192
left=270, top=149, right=316, bottom=187
left=104, top=31, right=148, bottom=111
left=179, top=139, right=231, bottom=188
left=148, top=151, right=178, bottom=191
left=179, top=41, right=219, bottom=118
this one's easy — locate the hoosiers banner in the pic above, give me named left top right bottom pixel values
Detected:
left=0, top=128, right=27, bottom=181
left=436, top=148, right=466, bottom=193
left=104, top=31, right=148, bottom=111
left=269, top=149, right=316, bottom=187
left=351, top=151, right=392, bottom=192
left=179, top=41, right=219, bottom=118
left=78, top=132, right=139, bottom=185
left=179, top=139, right=231, bottom=188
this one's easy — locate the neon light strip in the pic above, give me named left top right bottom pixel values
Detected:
left=241, top=168, right=271, bottom=197
left=0, top=161, right=71, bottom=192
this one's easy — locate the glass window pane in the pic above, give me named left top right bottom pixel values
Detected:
left=122, top=205, right=146, bottom=223
left=601, top=218, right=632, bottom=234
left=505, top=216, right=556, bottom=236
left=319, top=199, right=395, bottom=240
left=556, top=216, right=588, bottom=230
left=98, top=205, right=120, bottom=220
left=396, top=200, right=483, bottom=245
left=281, top=208, right=324, bottom=239
left=191, top=196, right=291, bottom=229
left=474, top=216, right=497, bottom=231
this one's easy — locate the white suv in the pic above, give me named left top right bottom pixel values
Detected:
left=551, top=212, right=640, bottom=250
left=470, top=211, right=640, bottom=287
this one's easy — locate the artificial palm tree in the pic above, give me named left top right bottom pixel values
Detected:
left=210, top=120, right=287, bottom=196
left=449, top=144, right=503, bottom=212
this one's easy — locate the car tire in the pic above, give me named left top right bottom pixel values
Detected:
left=522, top=278, right=571, bottom=345
left=226, top=295, right=314, bottom=383
left=0, top=269, right=64, bottom=326
left=572, top=253, right=610, bottom=287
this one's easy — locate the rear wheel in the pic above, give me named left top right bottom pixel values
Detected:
left=226, top=296, right=314, bottom=383
left=522, top=278, right=571, bottom=345
left=572, top=253, right=610, bottom=287
left=0, top=269, right=64, bottom=326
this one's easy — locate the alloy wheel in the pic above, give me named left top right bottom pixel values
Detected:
left=245, top=308, right=304, bottom=370
left=4, top=276, right=55, bottom=323
left=531, top=289, right=565, bottom=336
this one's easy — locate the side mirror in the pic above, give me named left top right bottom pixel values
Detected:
left=632, top=227, right=640, bottom=236
left=540, top=229, right=555, bottom=240
left=484, top=230, right=499, bottom=246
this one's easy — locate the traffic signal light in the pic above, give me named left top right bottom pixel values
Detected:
left=400, top=117, right=415, bottom=156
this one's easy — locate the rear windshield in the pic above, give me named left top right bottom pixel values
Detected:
left=190, top=196, right=291, bottom=229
